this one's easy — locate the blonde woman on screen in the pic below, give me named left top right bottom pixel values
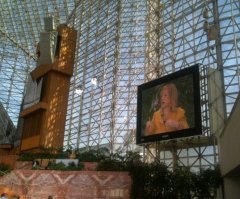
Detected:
left=145, top=83, right=189, bottom=135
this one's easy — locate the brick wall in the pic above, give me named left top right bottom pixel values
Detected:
left=0, top=170, right=131, bottom=199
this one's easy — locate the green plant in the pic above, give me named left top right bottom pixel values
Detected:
left=16, top=148, right=222, bottom=199
left=128, top=161, right=175, bottom=199
left=55, top=151, right=68, bottom=159
left=17, top=147, right=68, bottom=161
left=97, top=159, right=125, bottom=171
left=146, top=162, right=174, bottom=199
left=47, top=162, right=66, bottom=170
left=17, top=152, right=36, bottom=161
left=76, top=147, right=110, bottom=162
left=66, top=161, right=84, bottom=171
left=191, top=165, right=222, bottom=199
left=47, top=161, right=84, bottom=171
left=128, top=161, right=222, bottom=199
left=128, top=161, right=150, bottom=199
left=96, top=150, right=139, bottom=171
left=171, top=165, right=195, bottom=199
left=77, top=150, right=98, bottom=162
left=0, top=163, right=11, bottom=176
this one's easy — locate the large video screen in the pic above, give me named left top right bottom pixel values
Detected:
left=136, top=64, right=202, bottom=145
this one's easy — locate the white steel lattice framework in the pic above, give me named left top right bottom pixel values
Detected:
left=0, top=0, right=239, bottom=170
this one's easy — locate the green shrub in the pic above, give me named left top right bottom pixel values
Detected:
left=47, top=162, right=66, bottom=170
left=128, top=161, right=150, bottom=199
left=16, top=148, right=222, bottom=199
left=66, top=161, right=84, bottom=171
left=47, top=161, right=84, bottom=171
left=17, top=152, right=36, bottom=161
left=97, top=159, right=125, bottom=171
left=0, top=163, right=11, bottom=176
left=76, top=147, right=110, bottom=162
left=128, top=161, right=222, bottom=199
left=191, top=166, right=222, bottom=198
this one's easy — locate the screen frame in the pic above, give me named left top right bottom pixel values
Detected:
left=136, top=64, right=202, bottom=145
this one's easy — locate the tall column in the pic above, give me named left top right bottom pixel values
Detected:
left=20, top=20, right=77, bottom=151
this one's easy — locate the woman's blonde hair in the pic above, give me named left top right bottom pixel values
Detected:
left=161, top=83, right=178, bottom=111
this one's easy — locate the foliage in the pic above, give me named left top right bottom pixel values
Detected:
left=76, top=147, right=110, bottom=162
left=127, top=161, right=150, bottom=199
left=124, top=150, right=142, bottom=165
left=18, top=152, right=36, bottom=161
left=171, top=165, right=195, bottom=199
left=0, top=163, right=11, bottom=176
left=18, top=147, right=111, bottom=162
left=47, top=162, right=66, bottom=170
left=127, top=161, right=175, bottom=199
left=67, top=161, right=84, bottom=170
left=128, top=161, right=222, bottom=199
left=77, top=150, right=99, bottom=162
left=96, top=159, right=125, bottom=171
left=98, top=151, right=222, bottom=199
left=97, top=152, right=187, bottom=198
left=17, top=148, right=222, bottom=199
left=18, top=147, right=68, bottom=161
left=47, top=161, right=84, bottom=171
left=146, top=162, right=174, bottom=199
left=96, top=151, right=142, bottom=171
left=191, top=166, right=222, bottom=199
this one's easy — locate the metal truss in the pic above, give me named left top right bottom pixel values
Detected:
left=0, top=0, right=239, bottom=171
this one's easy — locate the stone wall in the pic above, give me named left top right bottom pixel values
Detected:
left=0, top=170, right=131, bottom=199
